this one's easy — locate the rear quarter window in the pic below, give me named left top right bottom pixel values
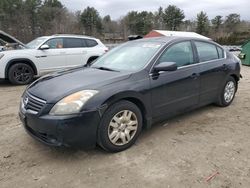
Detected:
left=85, top=39, right=98, bottom=47
left=217, top=46, right=225, bottom=59
left=195, top=41, right=219, bottom=62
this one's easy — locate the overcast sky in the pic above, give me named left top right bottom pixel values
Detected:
left=60, top=0, right=249, bottom=20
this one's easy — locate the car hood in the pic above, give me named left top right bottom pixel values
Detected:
left=0, top=30, right=26, bottom=47
left=27, top=67, right=131, bottom=103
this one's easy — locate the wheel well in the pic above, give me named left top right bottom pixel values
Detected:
left=87, top=56, right=99, bottom=64
left=230, top=74, right=239, bottom=91
left=230, top=74, right=239, bottom=82
left=122, top=97, right=148, bottom=130
left=5, top=59, right=37, bottom=78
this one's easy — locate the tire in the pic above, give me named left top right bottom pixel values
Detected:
left=97, top=100, right=143, bottom=152
left=8, top=63, right=34, bottom=85
left=216, top=76, right=237, bottom=107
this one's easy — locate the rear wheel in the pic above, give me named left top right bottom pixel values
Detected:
left=98, top=100, right=142, bottom=152
left=216, top=76, right=237, bottom=107
left=8, top=63, right=34, bottom=85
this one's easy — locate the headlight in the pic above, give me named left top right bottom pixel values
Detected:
left=49, top=90, right=99, bottom=115
left=0, top=53, right=4, bottom=59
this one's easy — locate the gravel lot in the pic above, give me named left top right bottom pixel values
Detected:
left=0, top=66, right=250, bottom=188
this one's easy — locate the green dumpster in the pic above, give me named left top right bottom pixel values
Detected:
left=239, top=40, right=250, bottom=66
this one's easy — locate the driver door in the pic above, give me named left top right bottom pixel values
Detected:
left=36, top=38, right=67, bottom=75
left=150, top=41, right=200, bottom=119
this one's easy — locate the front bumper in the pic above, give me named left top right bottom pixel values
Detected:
left=19, top=109, right=101, bottom=149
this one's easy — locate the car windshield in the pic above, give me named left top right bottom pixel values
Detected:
left=91, top=41, right=163, bottom=71
left=26, top=37, right=49, bottom=49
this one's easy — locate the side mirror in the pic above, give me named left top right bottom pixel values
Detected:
left=40, top=44, right=50, bottom=50
left=154, top=62, right=177, bottom=72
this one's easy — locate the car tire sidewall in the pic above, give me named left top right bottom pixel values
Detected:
left=98, top=100, right=143, bottom=152
left=8, top=63, right=34, bottom=85
left=219, top=76, right=237, bottom=107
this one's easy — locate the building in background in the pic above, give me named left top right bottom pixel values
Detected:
left=144, top=30, right=210, bottom=40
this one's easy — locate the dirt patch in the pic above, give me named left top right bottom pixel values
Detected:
left=0, top=66, right=250, bottom=188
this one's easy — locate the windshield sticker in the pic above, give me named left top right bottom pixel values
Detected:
left=142, top=43, right=161, bottom=48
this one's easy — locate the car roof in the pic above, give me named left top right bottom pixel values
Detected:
left=47, top=34, right=97, bottom=40
left=132, top=36, right=224, bottom=49
left=137, top=36, right=212, bottom=43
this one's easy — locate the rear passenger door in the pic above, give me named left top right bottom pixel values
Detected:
left=64, top=38, right=88, bottom=68
left=193, top=41, right=226, bottom=104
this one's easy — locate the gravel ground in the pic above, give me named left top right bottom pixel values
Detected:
left=0, top=66, right=250, bottom=188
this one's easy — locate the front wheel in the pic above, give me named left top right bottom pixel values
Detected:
left=97, top=100, right=143, bottom=152
left=8, top=63, right=34, bottom=85
left=216, top=76, right=237, bottom=107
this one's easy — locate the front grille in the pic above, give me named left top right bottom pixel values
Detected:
left=23, top=93, right=46, bottom=114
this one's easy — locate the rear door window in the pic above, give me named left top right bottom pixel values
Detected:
left=64, top=38, right=85, bottom=48
left=195, top=41, right=219, bottom=62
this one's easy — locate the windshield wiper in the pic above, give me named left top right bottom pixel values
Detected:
left=93, top=66, right=120, bottom=72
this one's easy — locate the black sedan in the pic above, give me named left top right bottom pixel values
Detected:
left=19, top=37, right=241, bottom=152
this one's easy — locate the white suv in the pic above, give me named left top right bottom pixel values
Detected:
left=0, top=34, right=108, bottom=84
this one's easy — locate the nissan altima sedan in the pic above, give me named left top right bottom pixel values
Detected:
left=19, top=37, right=241, bottom=152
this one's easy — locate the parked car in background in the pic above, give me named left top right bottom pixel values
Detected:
left=19, top=36, right=241, bottom=152
left=0, top=34, right=108, bottom=84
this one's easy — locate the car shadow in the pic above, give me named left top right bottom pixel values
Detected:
left=0, top=79, right=12, bottom=86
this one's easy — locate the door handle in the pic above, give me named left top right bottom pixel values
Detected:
left=190, top=73, right=199, bottom=79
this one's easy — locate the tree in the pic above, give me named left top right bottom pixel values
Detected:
left=136, top=11, right=154, bottom=35
left=38, top=0, right=65, bottom=35
left=124, top=11, right=154, bottom=36
left=163, top=5, right=185, bottom=30
left=211, top=15, right=223, bottom=31
left=102, top=15, right=118, bottom=34
left=180, top=20, right=196, bottom=31
left=196, top=11, right=209, bottom=35
left=125, top=11, right=138, bottom=34
left=224, top=13, right=241, bottom=32
left=43, top=0, right=63, bottom=8
left=154, top=6, right=164, bottom=29
left=23, top=0, right=42, bottom=37
left=0, top=0, right=24, bottom=37
left=103, top=15, right=111, bottom=23
left=80, top=7, right=102, bottom=36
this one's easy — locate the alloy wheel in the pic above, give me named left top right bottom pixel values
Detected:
left=224, top=81, right=236, bottom=103
left=13, top=65, right=32, bottom=83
